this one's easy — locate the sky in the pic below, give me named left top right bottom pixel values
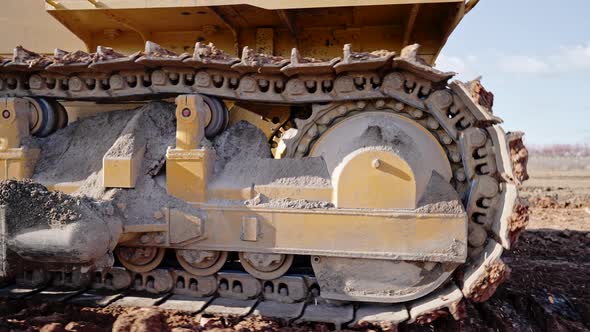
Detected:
left=435, top=0, right=590, bottom=145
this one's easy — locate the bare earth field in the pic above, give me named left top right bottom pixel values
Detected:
left=1, top=153, right=589, bottom=331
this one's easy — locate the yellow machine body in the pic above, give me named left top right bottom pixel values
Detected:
left=2, top=0, right=478, bottom=64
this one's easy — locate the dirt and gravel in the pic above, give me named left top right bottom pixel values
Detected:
left=0, top=180, right=87, bottom=230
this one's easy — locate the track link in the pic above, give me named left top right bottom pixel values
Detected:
left=0, top=267, right=409, bottom=329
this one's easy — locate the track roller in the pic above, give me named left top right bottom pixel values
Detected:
left=239, top=252, right=294, bottom=280
left=49, top=99, right=68, bottom=130
left=175, top=249, right=228, bottom=276
left=202, top=95, right=229, bottom=138
left=26, top=97, right=68, bottom=137
left=115, top=247, right=166, bottom=273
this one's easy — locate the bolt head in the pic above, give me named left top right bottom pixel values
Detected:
left=154, top=233, right=165, bottom=244
left=1, top=110, right=10, bottom=119
left=372, top=159, right=381, bottom=169
left=140, top=234, right=151, bottom=244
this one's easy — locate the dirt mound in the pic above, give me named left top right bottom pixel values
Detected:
left=528, top=194, right=589, bottom=209
left=112, top=308, right=168, bottom=332
left=211, top=120, right=271, bottom=174
left=0, top=180, right=89, bottom=230
left=32, top=109, right=137, bottom=185
left=32, top=101, right=176, bottom=187
left=26, top=101, right=202, bottom=228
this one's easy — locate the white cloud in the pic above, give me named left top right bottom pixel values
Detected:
left=498, top=42, right=590, bottom=75
left=498, top=55, right=551, bottom=74
left=552, top=43, right=590, bottom=71
left=436, top=42, right=590, bottom=78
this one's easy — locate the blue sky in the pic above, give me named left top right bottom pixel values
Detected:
left=436, top=0, right=589, bottom=145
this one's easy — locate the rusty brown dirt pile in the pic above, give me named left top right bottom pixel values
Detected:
left=527, top=193, right=589, bottom=209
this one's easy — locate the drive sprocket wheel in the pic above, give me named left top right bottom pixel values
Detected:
left=280, top=79, right=529, bottom=320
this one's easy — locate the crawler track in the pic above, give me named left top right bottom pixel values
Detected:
left=0, top=41, right=529, bottom=326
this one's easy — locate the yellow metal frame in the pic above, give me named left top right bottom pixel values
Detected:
left=166, top=95, right=214, bottom=202
left=153, top=94, right=466, bottom=263
left=0, top=98, right=40, bottom=181
left=31, top=0, right=479, bottom=65
left=2, top=0, right=480, bottom=64
left=123, top=206, right=467, bottom=263
left=0, top=95, right=468, bottom=264
left=45, top=0, right=463, bottom=10
left=177, top=205, right=467, bottom=262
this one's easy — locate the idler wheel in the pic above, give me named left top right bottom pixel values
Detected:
left=176, top=249, right=228, bottom=276
left=116, top=247, right=165, bottom=273
left=239, top=252, right=294, bottom=280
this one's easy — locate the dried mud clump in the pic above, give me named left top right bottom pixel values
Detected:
left=242, top=47, right=287, bottom=66
left=194, top=42, right=236, bottom=62
left=144, top=41, right=184, bottom=58
left=53, top=49, right=93, bottom=65
left=468, top=78, right=495, bottom=109
left=13, top=45, right=53, bottom=68
left=94, top=46, right=138, bottom=62
left=399, top=44, right=429, bottom=65
left=349, top=49, right=392, bottom=61
left=415, top=309, right=450, bottom=325
left=0, top=179, right=87, bottom=230
left=471, top=262, right=511, bottom=302
left=508, top=132, right=529, bottom=184
left=297, top=55, right=325, bottom=64
left=509, top=204, right=530, bottom=245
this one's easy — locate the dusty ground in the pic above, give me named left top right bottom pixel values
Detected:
left=1, top=154, right=589, bottom=331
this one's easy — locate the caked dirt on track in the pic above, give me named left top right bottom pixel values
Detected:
left=1, top=165, right=589, bottom=331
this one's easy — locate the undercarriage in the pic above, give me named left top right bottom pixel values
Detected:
left=0, top=42, right=529, bottom=328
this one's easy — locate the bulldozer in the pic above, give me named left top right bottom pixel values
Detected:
left=0, top=0, right=529, bottom=327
